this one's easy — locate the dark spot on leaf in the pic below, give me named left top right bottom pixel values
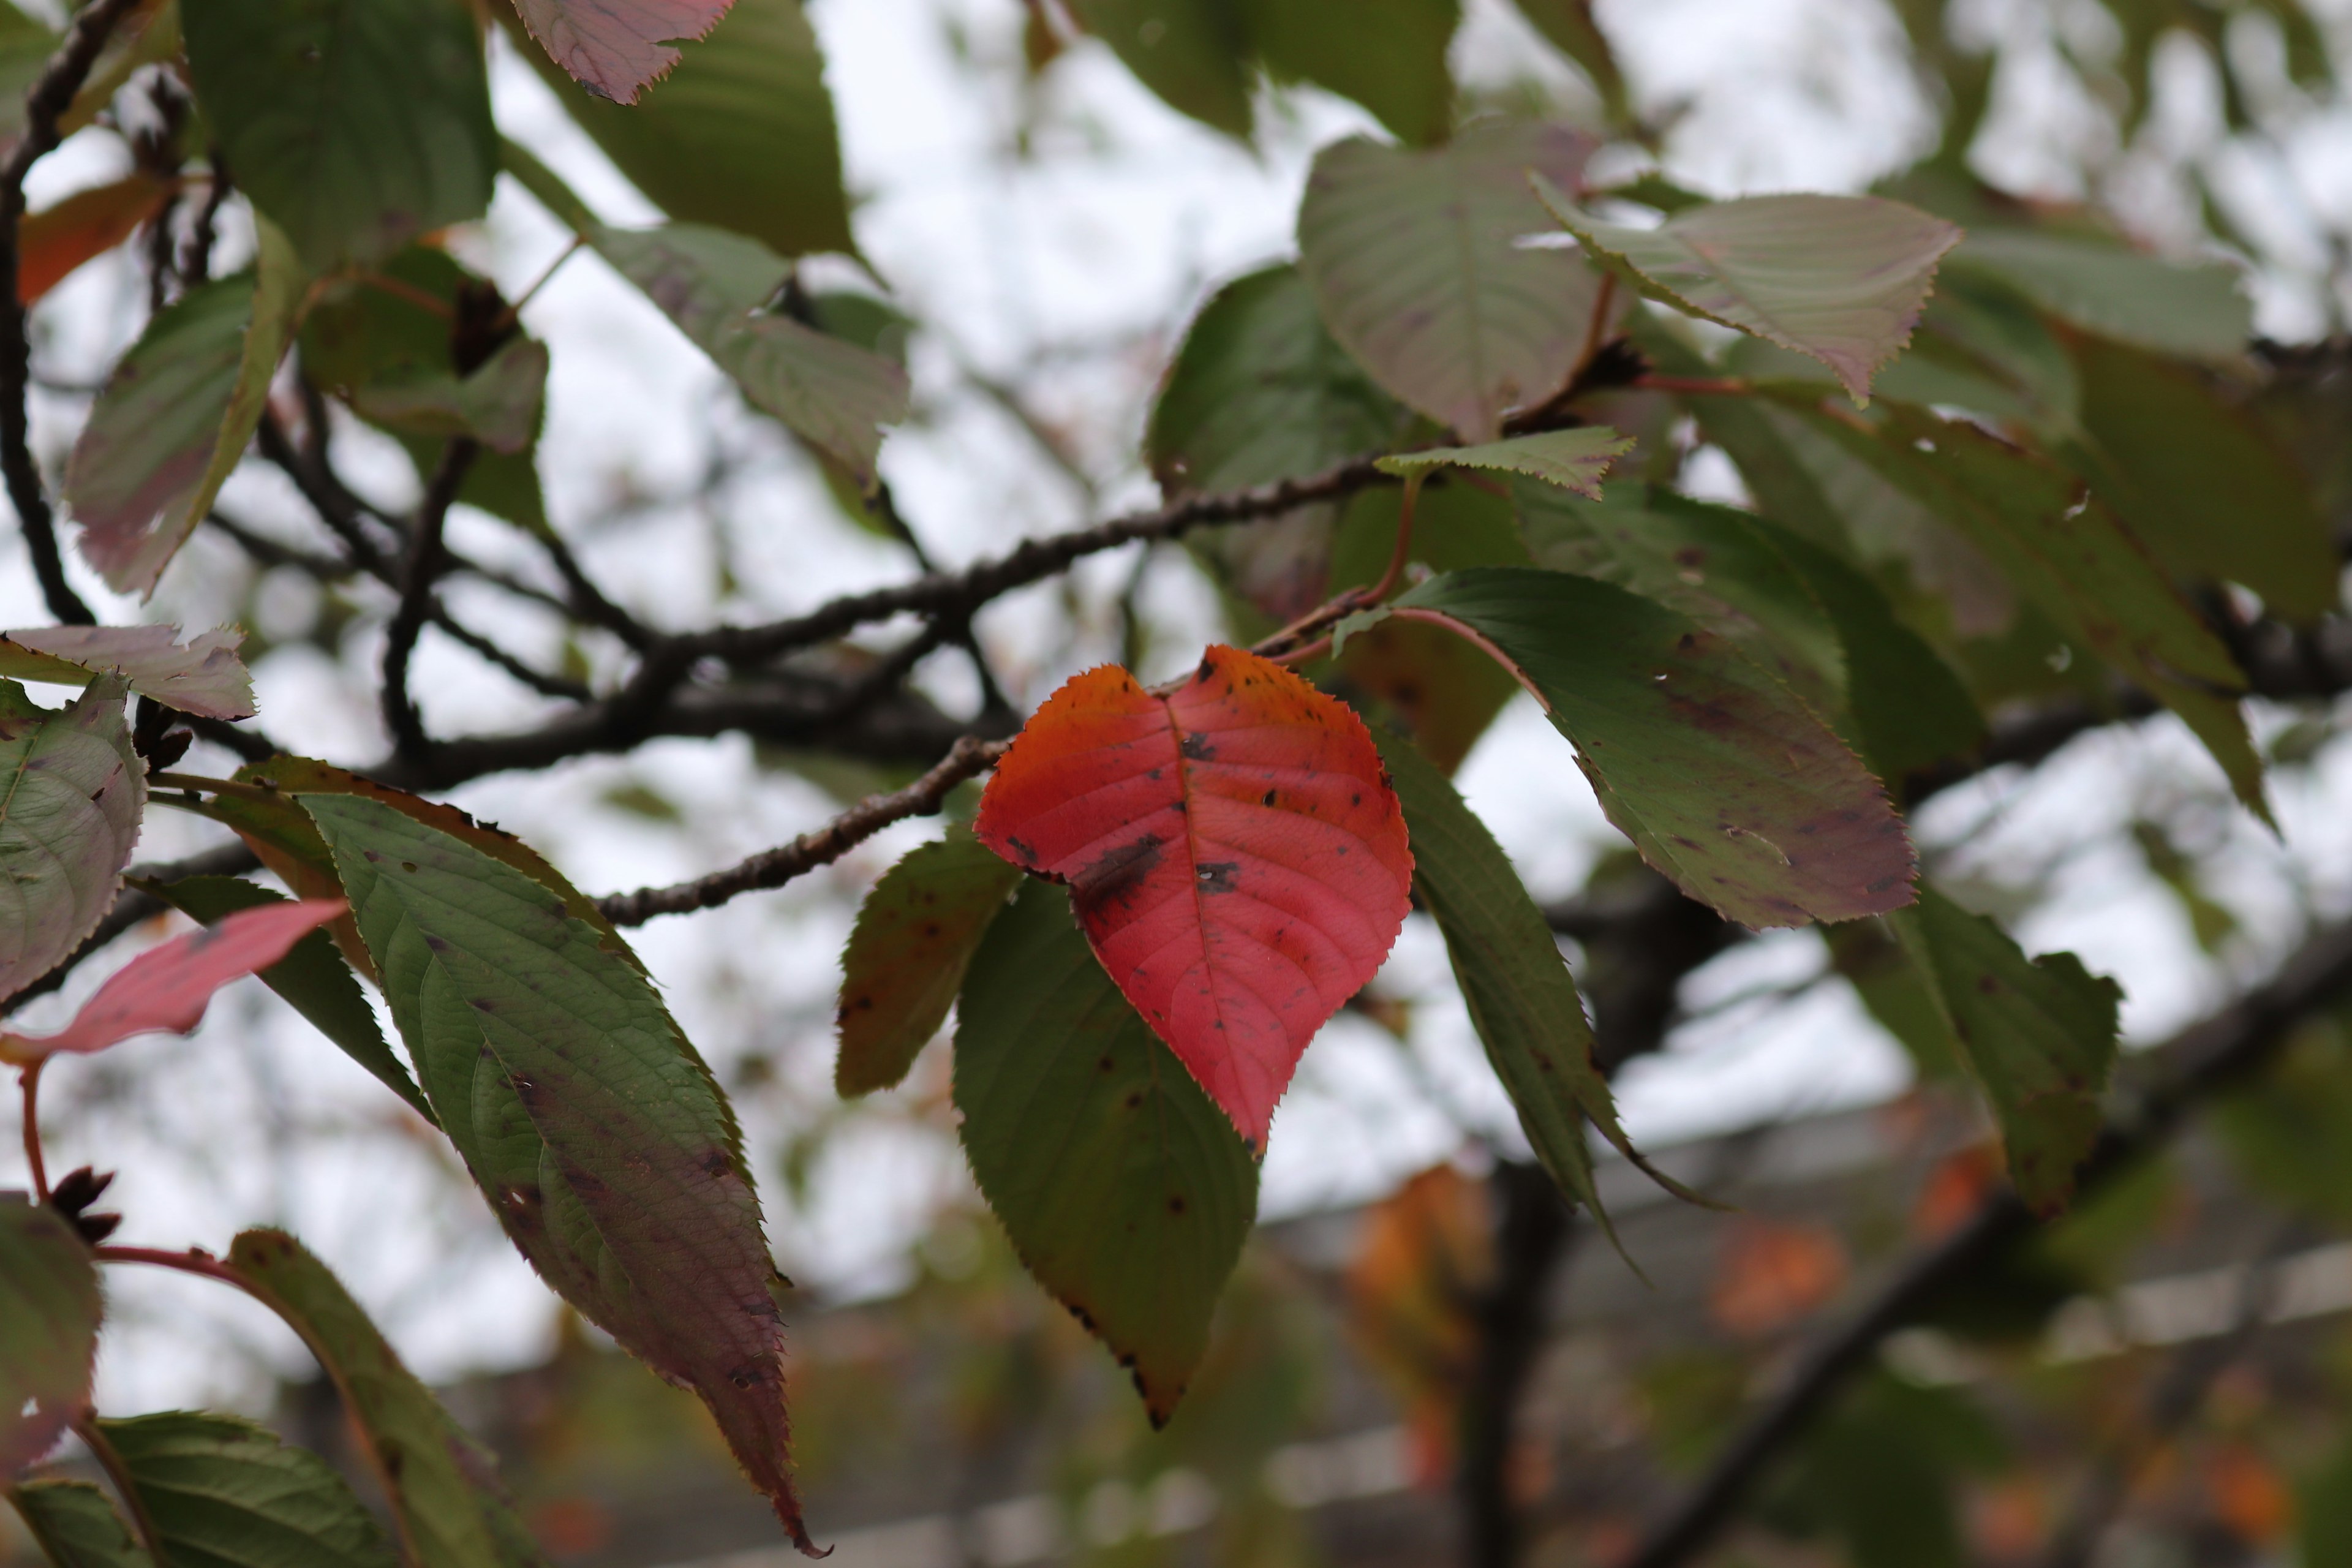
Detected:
left=1179, top=733, right=1218, bottom=761
left=1006, top=835, right=1038, bottom=864
left=1195, top=861, right=1240, bottom=893
left=363, top=850, right=382, bottom=863
left=1072, top=833, right=1163, bottom=903
left=1262, top=789, right=1277, bottom=806
left=401, top=861, right=418, bottom=873
left=1167, top=1194, right=1186, bottom=1215
left=1125, top=1090, right=1142, bottom=1108
left=1099, top=1055, right=1115, bottom=1072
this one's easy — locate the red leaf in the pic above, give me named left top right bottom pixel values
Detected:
left=975, top=645, right=1412, bottom=1148
left=508, top=0, right=735, bottom=103
left=19, top=173, right=175, bottom=305
left=0, top=898, right=345, bottom=1064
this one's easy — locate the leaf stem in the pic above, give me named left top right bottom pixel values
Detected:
left=1631, top=374, right=1753, bottom=397
left=67, top=1411, right=164, bottom=1564
left=352, top=269, right=454, bottom=319
left=1365, top=471, right=1422, bottom=606
left=491, top=235, right=584, bottom=335
left=1570, top=271, right=1618, bottom=384
left=18, top=1060, right=45, bottom=1200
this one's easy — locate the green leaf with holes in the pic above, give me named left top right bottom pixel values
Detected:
left=510, top=0, right=853, bottom=260
left=0, top=677, right=143, bottom=1006
left=1392, top=568, right=1915, bottom=928
left=1891, top=888, right=2121, bottom=1214
left=97, top=1412, right=396, bottom=1568
left=183, top=0, right=493, bottom=273
left=1297, top=121, right=1605, bottom=441
left=835, top=827, right=1021, bottom=1096
left=300, top=793, right=814, bottom=1549
left=954, top=880, right=1257, bottom=1425
left=1535, top=183, right=1961, bottom=404
left=0, top=1196, right=100, bottom=1477
left=227, top=1231, right=546, bottom=1568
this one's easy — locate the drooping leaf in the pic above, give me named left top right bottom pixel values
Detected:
left=226, top=1230, right=548, bottom=1568
left=18, top=172, right=173, bottom=304
left=1508, top=0, right=1629, bottom=121
left=181, top=0, right=493, bottom=273
left=7, top=1481, right=151, bottom=1568
left=511, top=0, right=853, bottom=259
left=835, top=827, right=1020, bottom=1097
left=66, top=223, right=305, bottom=597
left=0, top=1196, right=100, bottom=1476
left=1376, top=730, right=1691, bottom=1245
left=1377, top=426, right=1632, bottom=499
left=98, top=1411, right=396, bottom=1568
left=0, top=899, right=345, bottom=1066
left=1890, top=888, right=2122, bottom=1214
left=1534, top=184, right=1961, bottom=404
left=974, top=645, right=1414, bottom=1148
left=1947, top=230, right=2250, bottom=360
left=1150, top=263, right=1408, bottom=621
left=135, top=877, right=431, bottom=1126
left=298, top=247, right=548, bottom=532
left=0, top=626, right=252, bottom=720
left=1803, top=402, right=2265, bottom=813
left=300, top=794, right=815, bottom=1551
left=1297, top=120, right=1604, bottom=441
left=592, top=224, right=907, bottom=484
left=2066, top=333, right=2336, bottom=622
left=1066, top=0, right=1253, bottom=138
left=1245, top=0, right=1460, bottom=145
left=1391, top=568, right=1915, bottom=927
left=509, top=0, right=734, bottom=104
left=0, top=678, right=143, bottom=1006
left=953, top=880, right=1257, bottom=1422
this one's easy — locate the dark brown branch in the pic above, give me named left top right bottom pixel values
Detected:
left=597, top=735, right=1007, bottom=925
left=380, top=439, right=478, bottom=758
left=1460, top=1161, right=1575, bottom=1568
left=0, top=0, right=144, bottom=626
left=1617, top=914, right=2352, bottom=1568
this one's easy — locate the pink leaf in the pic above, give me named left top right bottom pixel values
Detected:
left=0, top=899, right=345, bottom=1064
left=509, top=0, right=736, bottom=104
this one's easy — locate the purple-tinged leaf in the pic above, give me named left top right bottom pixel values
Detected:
left=0, top=1194, right=100, bottom=1476
left=0, top=625, right=253, bottom=720
left=0, top=900, right=345, bottom=1065
left=0, top=676, right=144, bottom=1005
left=510, top=0, right=736, bottom=104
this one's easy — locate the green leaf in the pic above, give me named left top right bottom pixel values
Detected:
left=1890, top=888, right=2120, bottom=1214
left=1391, top=568, right=1915, bottom=928
left=298, top=247, right=548, bottom=532
left=1947, top=230, right=2250, bottom=360
left=0, top=1196, right=100, bottom=1476
left=1244, top=0, right=1460, bottom=145
left=1149, top=263, right=1407, bottom=622
left=1375, top=730, right=1694, bottom=1250
left=0, top=678, right=143, bottom=1005
left=0, top=627, right=252, bottom=722
left=591, top=224, right=908, bottom=485
left=1332, top=612, right=1520, bottom=775
left=134, top=876, right=433, bottom=1127
left=1066, top=0, right=1253, bottom=138
left=953, top=880, right=1257, bottom=1424
left=511, top=0, right=854, bottom=260
left=66, top=225, right=305, bottom=597
left=834, top=827, right=1020, bottom=1097
left=298, top=793, right=815, bottom=1549
left=1802, top=402, right=2265, bottom=815
left=1377, top=426, right=1632, bottom=499
left=1534, top=183, right=1961, bottom=404
left=182, top=0, right=493, bottom=273
left=98, top=1411, right=396, bottom=1568
left=7, top=1482, right=151, bottom=1568
left=2066, top=333, right=2336, bottom=623
left=1297, top=120, right=1605, bottom=441
left=1507, top=0, right=1629, bottom=121
left=225, top=1230, right=547, bottom=1568
left=0, top=6, right=59, bottom=153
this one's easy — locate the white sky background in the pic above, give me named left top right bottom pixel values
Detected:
left=1, top=0, right=2350, bottom=1416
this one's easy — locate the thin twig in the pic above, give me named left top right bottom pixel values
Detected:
left=1616, top=916, right=2352, bottom=1568
left=0, top=0, right=145, bottom=625
left=597, top=734, right=1008, bottom=925
left=1570, top=272, right=1619, bottom=385
left=380, top=439, right=479, bottom=758
left=18, top=1060, right=46, bottom=1200
left=69, top=1411, right=164, bottom=1563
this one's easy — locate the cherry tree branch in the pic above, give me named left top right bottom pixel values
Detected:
left=0, top=0, right=145, bottom=626
left=597, top=735, right=1008, bottom=925
left=380, top=439, right=479, bottom=758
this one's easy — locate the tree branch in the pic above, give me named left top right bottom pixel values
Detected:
left=1616, top=914, right=2352, bottom=1568
left=597, top=734, right=1007, bottom=925
left=0, top=0, right=145, bottom=626
left=380, top=439, right=478, bottom=758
